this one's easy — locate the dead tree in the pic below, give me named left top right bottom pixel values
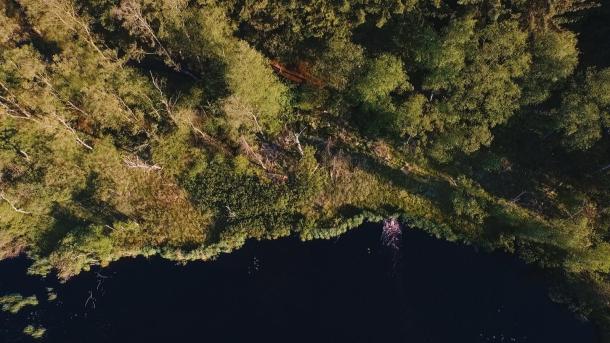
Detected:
left=37, top=75, right=93, bottom=119
left=239, top=136, right=267, bottom=170
left=225, top=206, right=236, bottom=219
left=0, top=192, right=31, bottom=214
left=511, top=191, right=528, bottom=203
left=18, top=149, right=30, bottom=161
left=113, top=0, right=180, bottom=70
left=594, top=163, right=610, bottom=174
left=189, top=120, right=233, bottom=155
left=292, top=128, right=305, bottom=156
left=112, top=93, right=138, bottom=122
left=45, top=0, right=111, bottom=62
left=0, top=82, right=34, bottom=120
left=53, top=114, right=93, bottom=150
left=150, top=72, right=178, bottom=118
left=249, top=111, right=264, bottom=135
left=84, top=290, right=96, bottom=310
left=123, top=155, right=162, bottom=171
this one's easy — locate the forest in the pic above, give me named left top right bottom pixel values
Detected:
left=0, top=0, right=609, bottom=338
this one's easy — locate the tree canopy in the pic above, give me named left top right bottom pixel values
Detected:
left=1, top=0, right=609, bottom=339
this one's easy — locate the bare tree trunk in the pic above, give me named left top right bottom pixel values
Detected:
left=84, top=290, right=96, bottom=309
left=511, top=191, right=527, bottom=203
left=250, top=112, right=264, bottom=135
left=114, top=0, right=179, bottom=69
left=0, top=82, right=34, bottom=119
left=53, top=114, right=94, bottom=150
left=38, top=75, right=93, bottom=118
left=18, top=150, right=30, bottom=162
left=46, top=0, right=110, bottom=62
left=239, top=136, right=267, bottom=170
left=225, top=206, right=236, bottom=218
left=123, top=155, right=162, bottom=171
left=0, top=192, right=31, bottom=214
left=149, top=72, right=177, bottom=117
left=292, top=128, right=305, bottom=156
left=595, top=163, right=610, bottom=174
left=112, top=93, right=137, bottom=121
left=189, top=120, right=232, bottom=155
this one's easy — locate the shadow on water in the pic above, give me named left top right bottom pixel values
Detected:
left=0, top=224, right=599, bottom=343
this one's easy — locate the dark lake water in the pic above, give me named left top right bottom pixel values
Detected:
left=0, top=224, right=598, bottom=342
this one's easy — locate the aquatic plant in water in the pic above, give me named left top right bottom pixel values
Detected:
left=0, top=294, right=38, bottom=314
left=23, top=325, right=46, bottom=339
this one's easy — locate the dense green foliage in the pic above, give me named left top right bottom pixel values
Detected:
left=0, top=0, right=609, bottom=338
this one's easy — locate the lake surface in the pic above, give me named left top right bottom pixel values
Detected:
left=0, top=224, right=598, bottom=342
